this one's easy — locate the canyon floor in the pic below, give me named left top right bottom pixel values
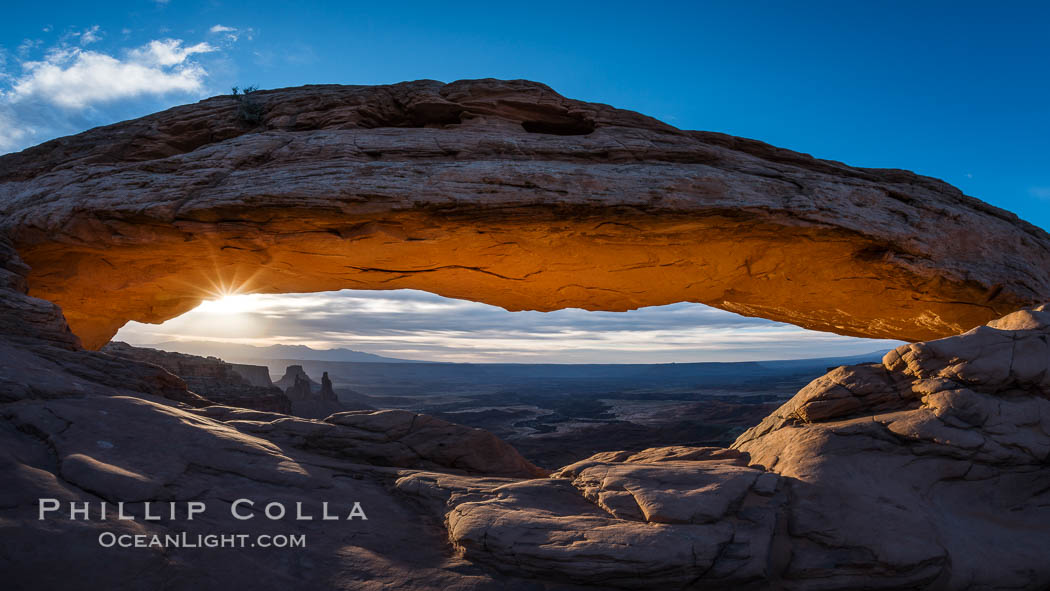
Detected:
left=252, top=357, right=878, bottom=469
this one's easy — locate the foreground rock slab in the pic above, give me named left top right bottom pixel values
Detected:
left=398, top=447, right=780, bottom=588
left=3, top=79, right=1049, bottom=347
left=392, top=307, right=1050, bottom=589
left=733, top=304, right=1050, bottom=590
left=0, top=395, right=518, bottom=591
left=205, top=406, right=547, bottom=478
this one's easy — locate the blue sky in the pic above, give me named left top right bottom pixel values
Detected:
left=3, top=0, right=1048, bottom=228
left=3, top=1, right=1046, bottom=361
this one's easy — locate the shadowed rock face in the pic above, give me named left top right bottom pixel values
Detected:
left=100, top=342, right=292, bottom=413
left=319, top=371, right=337, bottom=401
left=2, top=79, right=1049, bottom=348
left=229, top=363, right=274, bottom=388
left=274, top=364, right=317, bottom=392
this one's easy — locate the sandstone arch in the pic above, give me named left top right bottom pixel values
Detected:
left=2, top=79, right=1049, bottom=349
left=4, top=79, right=1050, bottom=590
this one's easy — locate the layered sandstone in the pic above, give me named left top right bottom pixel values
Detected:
left=2, top=80, right=1049, bottom=348
left=101, top=342, right=292, bottom=413
left=229, top=363, right=275, bottom=388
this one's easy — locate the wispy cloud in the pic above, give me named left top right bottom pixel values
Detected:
left=115, top=290, right=902, bottom=363
left=17, top=38, right=42, bottom=56
left=0, top=32, right=224, bottom=152
left=128, top=38, right=215, bottom=67
left=78, top=25, right=102, bottom=45
left=208, top=24, right=250, bottom=43
left=1030, top=187, right=1050, bottom=201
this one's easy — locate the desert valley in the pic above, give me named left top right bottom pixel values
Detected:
left=105, top=340, right=882, bottom=468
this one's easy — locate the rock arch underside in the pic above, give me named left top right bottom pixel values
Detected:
left=2, top=79, right=1050, bottom=590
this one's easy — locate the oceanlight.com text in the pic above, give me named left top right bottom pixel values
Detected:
left=98, top=532, right=307, bottom=549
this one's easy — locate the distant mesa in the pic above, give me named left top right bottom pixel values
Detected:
left=286, top=372, right=314, bottom=401
left=101, top=342, right=291, bottom=414
left=275, top=364, right=367, bottom=419
left=275, top=364, right=319, bottom=392
left=320, top=372, right=337, bottom=401
left=229, top=363, right=274, bottom=388
left=103, top=343, right=364, bottom=420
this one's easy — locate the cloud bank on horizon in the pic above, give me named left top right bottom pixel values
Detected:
left=114, top=289, right=903, bottom=364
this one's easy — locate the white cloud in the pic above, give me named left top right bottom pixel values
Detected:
left=208, top=24, right=245, bottom=42
left=9, top=41, right=215, bottom=109
left=1030, top=187, right=1050, bottom=201
left=115, top=289, right=903, bottom=363
left=0, top=36, right=222, bottom=151
left=79, top=26, right=102, bottom=45
left=127, top=39, right=215, bottom=67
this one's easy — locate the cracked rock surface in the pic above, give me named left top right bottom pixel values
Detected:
left=2, top=79, right=1049, bottom=348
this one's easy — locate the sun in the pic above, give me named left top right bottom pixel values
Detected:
left=196, top=293, right=263, bottom=315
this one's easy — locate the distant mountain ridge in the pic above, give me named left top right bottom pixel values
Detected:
left=247, top=349, right=894, bottom=400
left=137, top=341, right=890, bottom=369
left=142, top=341, right=418, bottom=364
